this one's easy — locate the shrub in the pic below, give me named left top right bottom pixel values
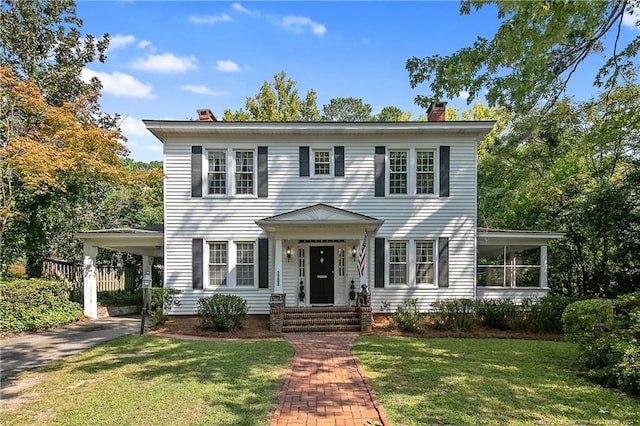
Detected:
left=197, top=294, right=247, bottom=331
left=430, top=299, right=476, bottom=331
left=148, top=288, right=182, bottom=324
left=562, top=294, right=640, bottom=394
left=97, top=289, right=142, bottom=307
left=529, top=294, right=583, bottom=334
left=475, top=299, right=522, bottom=330
left=392, top=298, right=423, bottom=332
left=0, top=278, right=83, bottom=334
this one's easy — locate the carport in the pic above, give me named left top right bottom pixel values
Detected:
left=75, top=226, right=164, bottom=319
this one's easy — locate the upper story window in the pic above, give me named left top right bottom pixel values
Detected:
left=205, top=149, right=257, bottom=196
left=235, top=151, right=254, bottom=195
left=207, top=150, right=226, bottom=195
left=387, top=149, right=436, bottom=196
left=314, top=150, right=331, bottom=176
left=416, top=151, right=435, bottom=194
left=389, top=150, right=408, bottom=194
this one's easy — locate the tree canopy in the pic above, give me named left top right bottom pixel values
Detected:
left=321, top=97, right=373, bottom=121
left=223, top=71, right=320, bottom=121
left=407, top=0, right=640, bottom=113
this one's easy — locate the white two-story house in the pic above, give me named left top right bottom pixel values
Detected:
left=77, top=104, right=562, bottom=321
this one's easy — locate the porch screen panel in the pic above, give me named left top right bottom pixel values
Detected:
left=439, top=146, right=450, bottom=198
left=375, top=237, right=385, bottom=288
left=299, top=146, right=310, bottom=176
left=191, top=146, right=202, bottom=198
left=192, top=238, right=203, bottom=289
left=258, top=238, right=269, bottom=288
left=375, top=147, right=385, bottom=197
left=438, top=237, right=449, bottom=287
left=335, top=146, right=344, bottom=177
left=258, top=146, right=268, bottom=197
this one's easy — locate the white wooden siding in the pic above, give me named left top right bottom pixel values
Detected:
left=164, top=133, right=478, bottom=314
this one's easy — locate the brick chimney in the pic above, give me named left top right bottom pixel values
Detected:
left=427, top=102, right=447, bottom=122
left=197, top=109, right=217, bottom=122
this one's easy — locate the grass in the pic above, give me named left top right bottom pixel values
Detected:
left=1, top=335, right=293, bottom=426
left=353, top=336, right=640, bottom=426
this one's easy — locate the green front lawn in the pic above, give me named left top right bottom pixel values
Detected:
left=353, top=336, right=639, bottom=425
left=1, top=336, right=293, bottom=426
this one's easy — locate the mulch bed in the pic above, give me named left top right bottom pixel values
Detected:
left=151, top=314, right=565, bottom=341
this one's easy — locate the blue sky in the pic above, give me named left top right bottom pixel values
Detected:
left=76, top=1, right=640, bottom=163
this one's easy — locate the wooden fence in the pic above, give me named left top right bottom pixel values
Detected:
left=42, top=259, right=139, bottom=295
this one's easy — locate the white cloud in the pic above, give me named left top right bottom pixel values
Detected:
left=458, top=90, right=470, bottom=100
left=131, top=53, right=198, bottom=73
left=120, top=116, right=150, bottom=138
left=281, top=15, right=326, bottom=37
left=109, top=34, right=136, bottom=50
left=137, top=40, right=152, bottom=49
left=81, top=68, right=155, bottom=98
left=623, top=4, right=640, bottom=30
left=180, top=85, right=226, bottom=96
left=189, top=13, right=231, bottom=24
left=215, top=59, right=241, bottom=72
left=232, top=3, right=252, bottom=15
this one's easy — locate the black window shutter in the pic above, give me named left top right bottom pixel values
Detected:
left=375, top=237, right=385, bottom=288
left=258, top=238, right=269, bottom=288
left=335, top=146, right=344, bottom=177
left=258, top=146, right=268, bottom=197
left=192, top=238, right=203, bottom=289
left=438, top=237, right=449, bottom=288
left=375, top=146, right=385, bottom=197
left=191, top=146, right=202, bottom=197
left=439, top=146, right=450, bottom=198
left=299, top=146, right=310, bottom=176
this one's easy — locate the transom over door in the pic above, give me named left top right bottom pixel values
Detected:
left=310, top=246, right=334, bottom=304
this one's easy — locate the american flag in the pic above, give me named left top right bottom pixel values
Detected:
left=357, top=235, right=367, bottom=277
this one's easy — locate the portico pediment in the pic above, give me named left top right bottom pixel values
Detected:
left=255, top=204, right=383, bottom=238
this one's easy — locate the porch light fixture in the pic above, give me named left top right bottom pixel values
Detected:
left=286, top=247, right=291, bottom=262
left=352, top=246, right=357, bottom=261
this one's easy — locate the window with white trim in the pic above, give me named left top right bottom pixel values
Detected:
left=389, top=150, right=408, bottom=194
left=236, top=242, right=255, bottom=286
left=207, top=150, right=226, bottom=194
left=477, top=245, right=541, bottom=287
left=338, top=248, right=345, bottom=277
left=314, top=150, right=331, bottom=175
left=299, top=248, right=305, bottom=278
left=389, top=241, right=407, bottom=285
left=416, top=151, right=435, bottom=194
left=387, top=149, right=436, bottom=196
left=416, top=240, right=435, bottom=285
left=209, top=242, right=227, bottom=286
left=235, top=151, right=254, bottom=194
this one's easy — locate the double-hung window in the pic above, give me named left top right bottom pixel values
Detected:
left=209, top=242, right=227, bottom=286
left=416, top=151, right=435, bottom=194
left=415, top=240, right=435, bottom=285
left=313, top=149, right=332, bottom=176
left=389, top=241, right=408, bottom=285
left=236, top=242, right=255, bottom=286
left=387, top=149, right=436, bottom=196
left=235, top=151, right=254, bottom=195
left=207, top=150, right=227, bottom=194
left=389, top=150, right=408, bottom=194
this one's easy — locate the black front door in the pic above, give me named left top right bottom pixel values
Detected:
left=310, top=246, right=334, bottom=304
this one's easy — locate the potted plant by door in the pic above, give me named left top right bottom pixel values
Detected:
left=298, top=280, right=305, bottom=306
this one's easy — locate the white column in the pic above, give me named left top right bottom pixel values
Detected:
left=360, top=234, right=369, bottom=287
left=273, top=239, right=283, bottom=294
left=540, top=245, right=548, bottom=288
left=83, top=244, right=98, bottom=319
left=142, top=255, right=153, bottom=280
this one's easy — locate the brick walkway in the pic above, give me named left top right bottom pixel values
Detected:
left=270, top=333, right=388, bottom=426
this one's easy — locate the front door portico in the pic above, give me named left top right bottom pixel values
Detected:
left=310, top=246, right=334, bottom=304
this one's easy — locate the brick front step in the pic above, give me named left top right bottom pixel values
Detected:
left=281, top=307, right=361, bottom=333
